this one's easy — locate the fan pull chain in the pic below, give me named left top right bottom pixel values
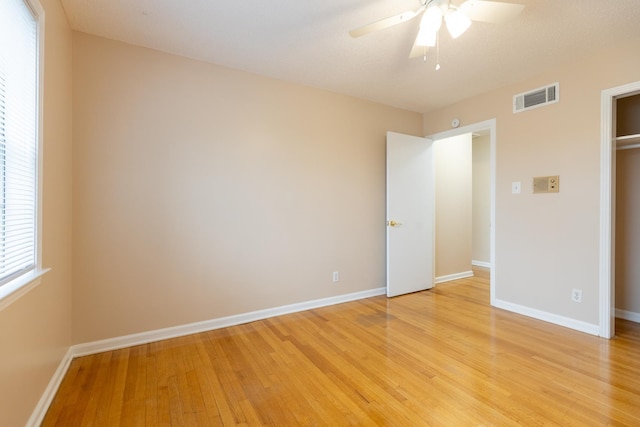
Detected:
left=435, top=31, right=441, bottom=70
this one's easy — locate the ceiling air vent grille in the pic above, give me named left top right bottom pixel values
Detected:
left=513, top=82, right=559, bottom=113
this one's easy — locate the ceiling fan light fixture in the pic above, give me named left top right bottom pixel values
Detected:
left=444, top=8, right=471, bottom=39
left=415, top=27, right=437, bottom=47
left=349, top=0, right=525, bottom=62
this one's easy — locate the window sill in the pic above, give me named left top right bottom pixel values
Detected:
left=0, top=268, right=51, bottom=312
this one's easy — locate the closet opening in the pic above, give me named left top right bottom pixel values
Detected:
left=600, top=81, right=640, bottom=339
left=614, top=92, right=640, bottom=324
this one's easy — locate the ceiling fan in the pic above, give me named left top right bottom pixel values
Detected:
left=349, top=0, right=525, bottom=64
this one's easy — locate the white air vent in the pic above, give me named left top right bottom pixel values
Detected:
left=513, top=82, right=559, bottom=113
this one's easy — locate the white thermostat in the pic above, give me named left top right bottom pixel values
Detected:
left=533, top=175, right=559, bottom=193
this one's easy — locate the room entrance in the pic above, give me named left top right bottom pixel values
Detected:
left=428, top=120, right=496, bottom=301
left=385, top=119, right=496, bottom=301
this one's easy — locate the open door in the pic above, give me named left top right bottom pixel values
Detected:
left=386, top=131, right=435, bottom=297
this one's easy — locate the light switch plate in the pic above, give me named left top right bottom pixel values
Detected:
left=512, top=181, right=521, bottom=194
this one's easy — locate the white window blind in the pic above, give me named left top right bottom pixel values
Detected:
left=0, top=0, right=39, bottom=286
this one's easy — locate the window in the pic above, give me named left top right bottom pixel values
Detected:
left=0, top=0, right=46, bottom=307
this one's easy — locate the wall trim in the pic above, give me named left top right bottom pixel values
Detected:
left=0, top=269, right=49, bottom=313
left=471, top=260, right=491, bottom=269
left=72, top=287, right=386, bottom=357
left=494, top=298, right=600, bottom=336
left=616, top=308, right=640, bottom=323
left=435, top=270, right=474, bottom=284
left=26, top=347, right=74, bottom=427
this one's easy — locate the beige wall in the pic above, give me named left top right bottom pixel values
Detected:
left=435, top=133, right=472, bottom=278
left=71, top=33, right=423, bottom=343
left=424, top=39, right=640, bottom=325
left=0, top=0, right=73, bottom=426
left=615, top=148, right=640, bottom=314
left=472, top=134, right=491, bottom=264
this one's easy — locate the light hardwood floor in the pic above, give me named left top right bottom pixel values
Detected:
left=43, top=274, right=640, bottom=426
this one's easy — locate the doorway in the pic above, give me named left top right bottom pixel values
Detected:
left=427, top=119, right=496, bottom=304
left=600, top=81, right=640, bottom=339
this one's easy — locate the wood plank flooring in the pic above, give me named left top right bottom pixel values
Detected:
left=43, top=274, right=640, bottom=426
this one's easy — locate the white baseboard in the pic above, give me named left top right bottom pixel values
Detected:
left=615, top=308, right=640, bottom=323
left=26, top=347, right=74, bottom=427
left=471, top=260, right=491, bottom=269
left=72, top=287, right=386, bottom=357
left=435, top=270, right=474, bottom=284
left=493, top=298, right=600, bottom=336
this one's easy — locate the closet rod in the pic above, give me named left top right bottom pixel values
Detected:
left=617, top=143, right=640, bottom=151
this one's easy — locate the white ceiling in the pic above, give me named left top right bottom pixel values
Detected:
left=60, top=0, right=640, bottom=113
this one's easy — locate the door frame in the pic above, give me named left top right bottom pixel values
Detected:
left=599, top=80, right=640, bottom=339
left=426, top=119, right=496, bottom=304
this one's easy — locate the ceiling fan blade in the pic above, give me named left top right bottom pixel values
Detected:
left=409, top=43, right=430, bottom=60
left=459, top=0, right=525, bottom=24
left=349, top=7, right=425, bottom=38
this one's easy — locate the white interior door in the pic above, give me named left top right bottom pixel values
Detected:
left=386, top=131, right=435, bottom=297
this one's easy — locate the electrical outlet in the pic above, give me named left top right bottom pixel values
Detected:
left=571, top=288, right=582, bottom=303
left=332, top=271, right=339, bottom=283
